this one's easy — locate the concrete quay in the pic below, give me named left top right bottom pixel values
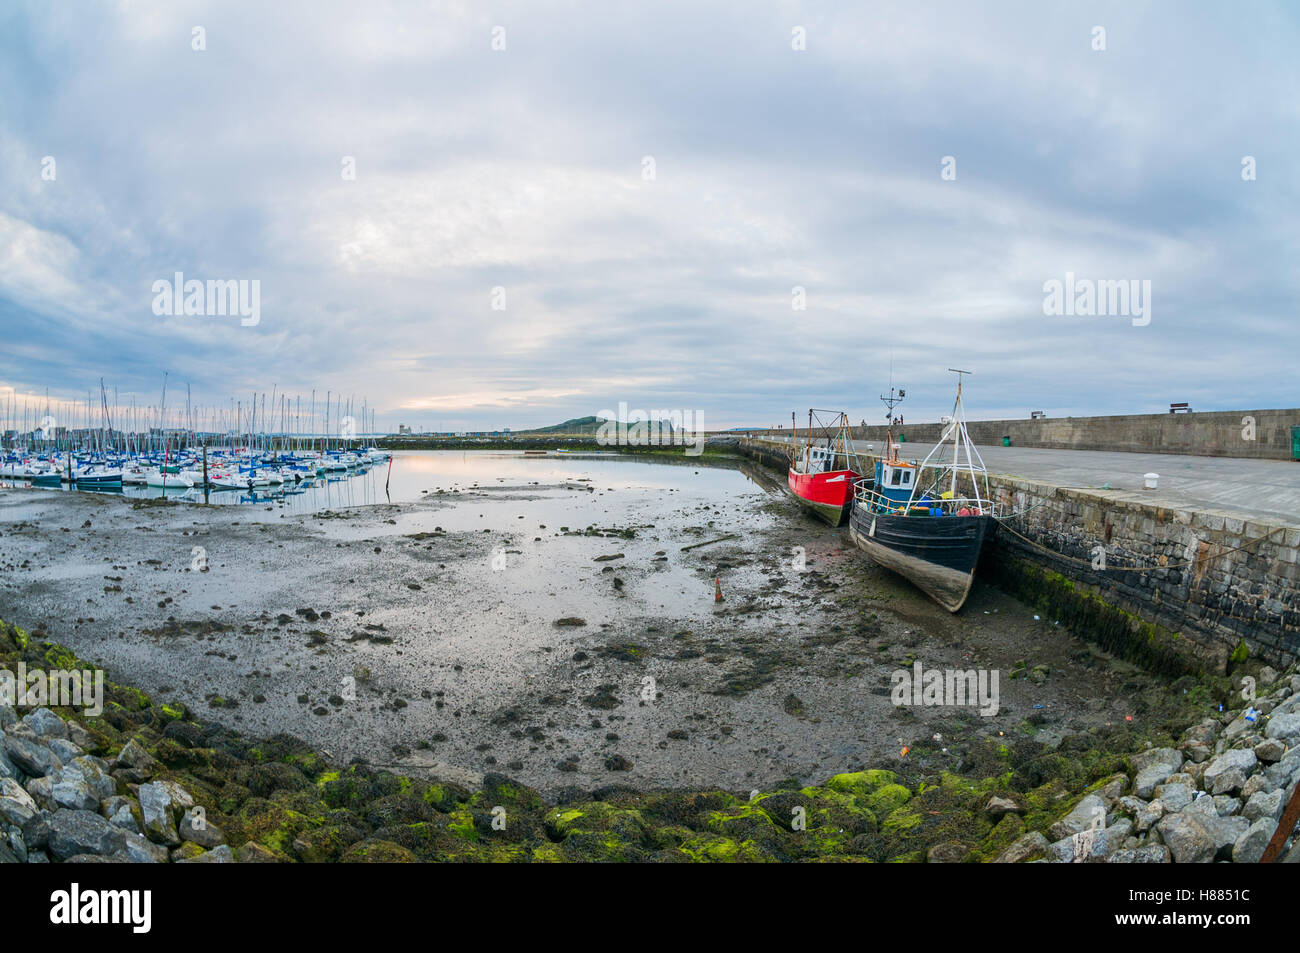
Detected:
left=740, top=435, right=1300, bottom=671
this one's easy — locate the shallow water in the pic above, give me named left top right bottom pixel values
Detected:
left=0, top=450, right=765, bottom=518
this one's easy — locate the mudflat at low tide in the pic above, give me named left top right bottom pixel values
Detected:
left=0, top=451, right=1174, bottom=796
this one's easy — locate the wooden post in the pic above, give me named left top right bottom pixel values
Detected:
left=202, top=444, right=209, bottom=504
left=1261, top=779, right=1300, bottom=863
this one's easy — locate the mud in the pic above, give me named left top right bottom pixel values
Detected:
left=0, top=451, right=1168, bottom=797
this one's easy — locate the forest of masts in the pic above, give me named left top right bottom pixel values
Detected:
left=2, top=379, right=379, bottom=453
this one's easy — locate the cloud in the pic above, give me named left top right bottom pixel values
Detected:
left=0, top=0, right=1295, bottom=430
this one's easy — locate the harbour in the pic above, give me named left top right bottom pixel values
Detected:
left=3, top=0, right=1298, bottom=888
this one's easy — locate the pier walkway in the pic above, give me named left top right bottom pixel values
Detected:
left=758, top=435, right=1300, bottom=525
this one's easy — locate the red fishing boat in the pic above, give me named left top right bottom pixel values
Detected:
left=787, top=410, right=870, bottom=526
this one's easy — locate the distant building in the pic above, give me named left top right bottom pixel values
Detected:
left=398, top=424, right=412, bottom=435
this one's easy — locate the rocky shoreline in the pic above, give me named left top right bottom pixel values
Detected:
left=2, top=617, right=1296, bottom=862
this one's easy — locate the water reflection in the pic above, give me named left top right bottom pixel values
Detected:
left=1, top=450, right=772, bottom=516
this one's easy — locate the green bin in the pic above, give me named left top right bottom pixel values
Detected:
left=1002, top=435, right=1011, bottom=447
left=1291, top=425, right=1300, bottom=461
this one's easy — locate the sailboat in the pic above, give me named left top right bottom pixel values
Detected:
left=849, top=370, right=1001, bottom=612
left=787, top=410, right=869, bottom=526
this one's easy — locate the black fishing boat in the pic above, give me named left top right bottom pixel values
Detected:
left=849, top=370, right=999, bottom=612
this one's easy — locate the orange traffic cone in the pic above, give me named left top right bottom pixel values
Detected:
left=714, top=577, right=723, bottom=602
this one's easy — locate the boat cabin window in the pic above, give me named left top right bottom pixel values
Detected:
left=886, top=466, right=913, bottom=487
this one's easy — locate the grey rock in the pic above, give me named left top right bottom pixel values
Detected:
left=993, top=831, right=1049, bottom=863
left=1232, top=817, right=1276, bottom=864
left=1048, top=794, right=1107, bottom=841
left=1046, top=820, right=1133, bottom=863
left=22, top=709, right=68, bottom=741
left=111, top=833, right=168, bottom=864
left=1213, top=795, right=1241, bottom=816
left=1197, top=814, right=1252, bottom=859
left=1203, top=749, right=1257, bottom=794
left=0, top=705, right=16, bottom=730
left=47, top=739, right=84, bottom=763
left=153, top=779, right=194, bottom=813
left=1266, top=713, right=1300, bottom=741
left=1243, top=789, right=1283, bottom=822
left=1241, top=773, right=1277, bottom=798
left=1224, top=712, right=1257, bottom=740
left=1183, top=720, right=1219, bottom=746
left=1117, top=796, right=1148, bottom=815
left=1155, top=813, right=1216, bottom=863
left=1210, top=769, right=1247, bottom=796
left=1184, top=792, right=1218, bottom=817
left=1132, top=749, right=1184, bottom=798
left=137, top=782, right=180, bottom=845
left=46, top=809, right=123, bottom=860
left=1134, top=800, right=1165, bottom=832
left=2, top=735, right=62, bottom=777
left=66, top=721, right=95, bottom=751
left=985, top=795, right=1021, bottom=816
left=1259, top=666, right=1279, bottom=686
left=25, top=775, right=55, bottom=810
left=113, top=739, right=156, bottom=776
left=1253, top=738, right=1286, bottom=763
left=1153, top=783, right=1193, bottom=812
left=178, top=844, right=234, bottom=864
left=0, top=778, right=40, bottom=830
left=63, top=757, right=115, bottom=801
left=1096, top=775, right=1127, bottom=801
left=1108, top=845, right=1170, bottom=863
left=1265, top=747, right=1300, bottom=787
left=7, top=827, right=27, bottom=863
left=50, top=774, right=98, bottom=812
left=179, top=808, right=225, bottom=849
left=101, top=796, right=139, bottom=832
left=0, top=745, right=20, bottom=781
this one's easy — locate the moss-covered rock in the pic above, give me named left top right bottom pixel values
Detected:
left=339, top=839, right=418, bottom=863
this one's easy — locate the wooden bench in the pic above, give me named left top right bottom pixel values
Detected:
left=1169, top=403, right=1191, bottom=413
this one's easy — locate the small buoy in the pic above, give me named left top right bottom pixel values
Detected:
left=900, top=746, right=909, bottom=757
left=1125, top=715, right=1133, bottom=722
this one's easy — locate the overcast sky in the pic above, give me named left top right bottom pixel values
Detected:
left=1, top=1, right=1296, bottom=432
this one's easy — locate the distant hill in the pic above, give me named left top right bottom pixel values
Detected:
left=516, top=416, right=607, bottom=435
left=517, top=416, right=680, bottom=435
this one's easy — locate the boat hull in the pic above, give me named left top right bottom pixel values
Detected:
left=788, top=468, right=859, bottom=526
left=849, top=506, right=995, bottom=612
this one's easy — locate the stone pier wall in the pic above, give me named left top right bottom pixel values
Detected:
left=736, top=438, right=1300, bottom=671
left=746, top=408, right=1300, bottom=460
